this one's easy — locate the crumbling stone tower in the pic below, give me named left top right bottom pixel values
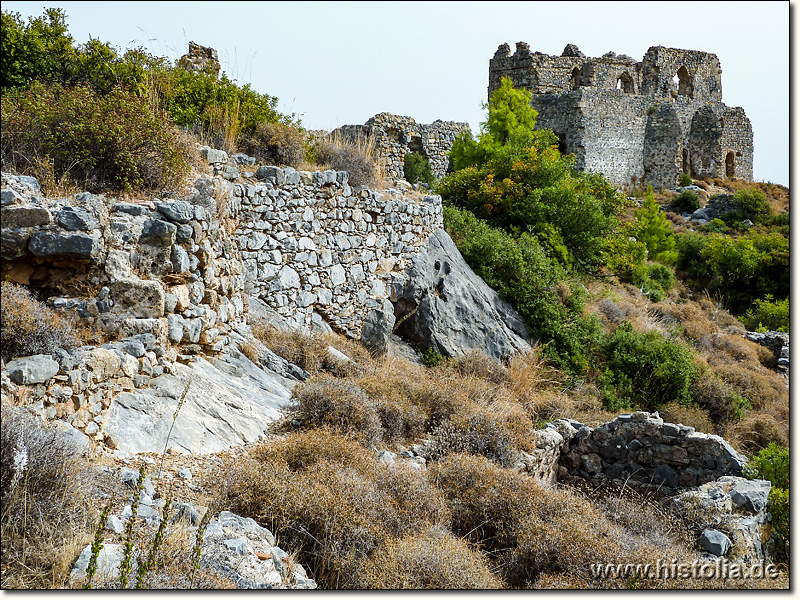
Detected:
left=489, top=42, right=753, bottom=189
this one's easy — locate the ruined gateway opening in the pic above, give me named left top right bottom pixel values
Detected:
left=726, top=151, right=736, bottom=178
left=616, top=71, right=634, bottom=93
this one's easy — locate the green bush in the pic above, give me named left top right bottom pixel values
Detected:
left=1, top=81, right=188, bottom=192
left=403, top=151, right=435, bottom=186
left=630, top=263, right=675, bottom=303
left=743, top=295, right=789, bottom=333
left=599, top=322, right=698, bottom=411
left=745, top=442, right=789, bottom=561
left=444, top=206, right=603, bottom=373
left=670, top=189, right=700, bottom=214
left=702, top=218, right=727, bottom=233
left=746, top=442, right=789, bottom=490
left=679, top=172, right=693, bottom=187
left=728, top=189, right=772, bottom=223
left=675, top=231, right=788, bottom=315
left=440, top=77, right=625, bottom=272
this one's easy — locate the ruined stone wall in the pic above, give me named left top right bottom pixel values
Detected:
left=488, top=42, right=753, bottom=189
left=574, top=91, right=650, bottom=187
left=336, top=113, right=470, bottom=181
left=233, top=165, right=443, bottom=337
left=557, top=411, right=747, bottom=495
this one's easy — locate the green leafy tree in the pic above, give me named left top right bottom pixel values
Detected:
left=449, top=77, right=555, bottom=170
left=1, top=8, right=75, bottom=91
left=631, top=187, right=676, bottom=263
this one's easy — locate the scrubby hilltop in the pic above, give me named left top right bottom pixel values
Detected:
left=0, top=8, right=789, bottom=590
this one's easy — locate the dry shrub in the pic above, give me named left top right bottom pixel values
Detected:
left=689, top=371, right=746, bottom=427
left=226, top=431, right=449, bottom=589
left=358, top=529, right=503, bottom=589
left=253, top=427, right=368, bottom=473
left=1, top=407, right=93, bottom=588
left=312, top=131, right=380, bottom=189
left=429, top=454, right=687, bottom=588
left=425, top=410, right=517, bottom=467
left=292, top=376, right=382, bottom=446
left=240, top=122, right=307, bottom=167
left=711, top=363, right=786, bottom=411
left=729, top=412, right=789, bottom=454
left=253, top=323, right=368, bottom=377
left=253, top=325, right=329, bottom=373
left=443, top=350, right=509, bottom=384
left=657, top=402, right=715, bottom=435
left=1, top=281, right=81, bottom=362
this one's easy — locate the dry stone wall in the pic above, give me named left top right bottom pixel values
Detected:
left=489, top=42, right=753, bottom=189
left=557, top=411, right=748, bottom=495
left=233, top=164, right=443, bottom=337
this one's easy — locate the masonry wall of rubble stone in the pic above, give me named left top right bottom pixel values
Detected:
left=232, top=165, right=443, bottom=337
left=489, top=42, right=753, bottom=189
left=556, top=411, right=747, bottom=495
left=336, top=113, right=470, bottom=181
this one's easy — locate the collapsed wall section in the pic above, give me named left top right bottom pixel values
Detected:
left=335, top=113, right=470, bottom=181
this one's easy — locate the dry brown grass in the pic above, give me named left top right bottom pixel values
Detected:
left=1, top=407, right=94, bottom=588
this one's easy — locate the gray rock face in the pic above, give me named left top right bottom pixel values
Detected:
left=6, top=354, right=60, bottom=385
left=1, top=204, right=52, bottom=228
left=157, top=200, right=194, bottom=224
left=393, top=229, right=533, bottom=361
left=1, top=227, right=31, bottom=259
left=139, top=218, right=177, bottom=246
left=56, top=206, right=99, bottom=231
left=110, top=279, right=165, bottom=319
left=29, top=230, right=100, bottom=259
left=700, top=529, right=732, bottom=556
left=104, top=349, right=296, bottom=455
left=71, top=543, right=127, bottom=584
left=730, top=479, right=771, bottom=513
left=255, top=166, right=285, bottom=184
left=360, top=306, right=396, bottom=355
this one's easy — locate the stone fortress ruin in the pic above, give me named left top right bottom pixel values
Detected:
left=489, top=42, right=754, bottom=190
left=335, top=113, right=471, bottom=182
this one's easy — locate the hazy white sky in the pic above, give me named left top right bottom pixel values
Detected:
left=3, top=1, right=791, bottom=185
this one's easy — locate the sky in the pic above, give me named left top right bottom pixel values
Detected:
left=3, top=1, right=791, bottom=185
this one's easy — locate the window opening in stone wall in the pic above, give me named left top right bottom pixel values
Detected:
left=725, top=151, right=735, bottom=178
left=676, top=66, right=694, bottom=98
left=570, top=67, right=581, bottom=91
left=682, top=148, right=691, bottom=175
left=556, top=132, right=568, bottom=155
left=616, top=72, right=634, bottom=93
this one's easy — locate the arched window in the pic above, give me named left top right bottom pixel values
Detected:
left=616, top=71, right=634, bottom=93
left=676, top=66, right=693, bottom=98
left=725, top=151, right=735, bottom=178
